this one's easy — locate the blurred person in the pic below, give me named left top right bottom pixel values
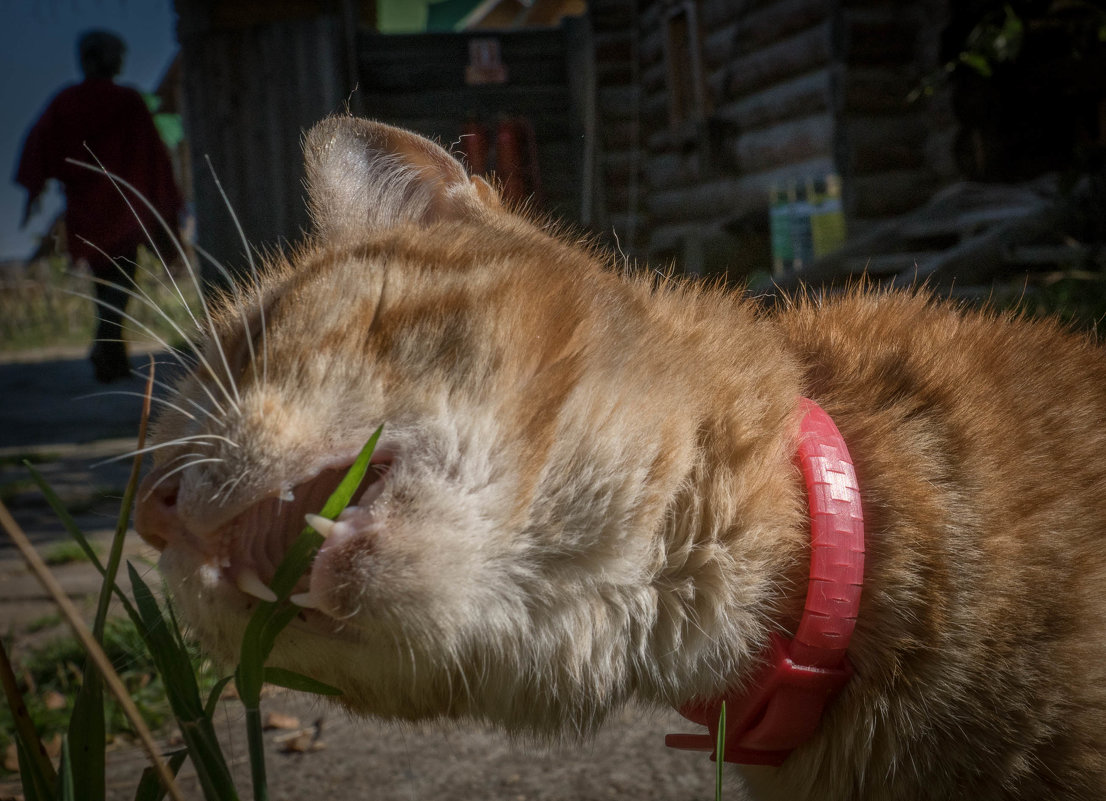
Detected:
left=14, top=29, right=181, bottom=382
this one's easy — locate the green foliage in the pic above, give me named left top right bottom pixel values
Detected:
left=994, top=270, right=1106, bottom=332
left=42, top=540, right=102, bottom=566
left=235, top=426, right=379, bottom=801
left=0, top=617, right=218, bottom=767
left=127, top=565, right=239, bottom=801
left=958, top=4, right=1025, bottom=78
left=911, top=1, right=1106, bottom=101
left=4, top=429, right=382, bottom=799
left=0, top=249, right=200, bottom=353
left=25, top=614, right=61, bottom=634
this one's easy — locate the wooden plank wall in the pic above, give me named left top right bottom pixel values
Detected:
left=837, top=0, right=953, bottom=223
left=176, top=9, right=349, bottom=281
left=591, top=0, right=955, bottom=277
left=589, top=0, right=647, bottom=256
left=640, top=0, right=840, bottom=273
left=355, top=24, right=587, bottom=225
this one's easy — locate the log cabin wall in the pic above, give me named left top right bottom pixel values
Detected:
left=589, top=0, right=648, bottom=257
left=354, top=23, right=589, bottom=226
left=590, top=0, right=956, bottom=278
left=838, top=0, right=954, bottom=223
left=174, top=1, right=352, bottom=281
left=174, top=0, right=587, bottom=282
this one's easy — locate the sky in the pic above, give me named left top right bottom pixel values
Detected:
left=0, top=0, right=178, bottom=262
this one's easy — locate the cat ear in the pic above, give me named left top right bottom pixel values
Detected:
left=304, top=115, right=501, bottom=241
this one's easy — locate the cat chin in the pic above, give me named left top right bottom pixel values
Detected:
left=157, top=534, right=659, bottom=736
left=156, top=545, right=587, bottom=731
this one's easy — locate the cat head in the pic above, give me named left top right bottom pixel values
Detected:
left=133, top=116, right=716, bottom=733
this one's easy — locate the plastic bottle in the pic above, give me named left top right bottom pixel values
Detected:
left=789, top=181, right=814, bottom=272
left=811, top=174, right=847, bottom=258
left=769, top=183, right=794, bottom=276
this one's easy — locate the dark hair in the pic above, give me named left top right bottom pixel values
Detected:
left=78, top=30, right=126, bottom=79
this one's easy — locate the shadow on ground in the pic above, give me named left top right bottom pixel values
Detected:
left=0, top=347, right=177, bottom=449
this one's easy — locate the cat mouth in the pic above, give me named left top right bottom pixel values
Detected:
left=223, top=459, right=391, bottom=605
left=135, top=451, right=393, bottom=611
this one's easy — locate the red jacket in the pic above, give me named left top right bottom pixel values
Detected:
left=15, top=78, right=182, bottom=268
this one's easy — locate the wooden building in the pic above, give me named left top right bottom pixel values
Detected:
left=172, top=0, right=1104, bottom=284
left=588, top=0, right=1105, bottom=283
left=173, top=0, right=592, bottom=279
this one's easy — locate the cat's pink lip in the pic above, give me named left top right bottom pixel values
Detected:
left=135, top=449, right=394, bottom=609
left=222, top=454, right=392, bottom=601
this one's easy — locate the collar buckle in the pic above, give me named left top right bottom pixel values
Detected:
left=665, top=633, right=854, bottom=766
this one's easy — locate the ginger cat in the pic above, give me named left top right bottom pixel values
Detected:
left=134, top=115, right=1106, bottom=800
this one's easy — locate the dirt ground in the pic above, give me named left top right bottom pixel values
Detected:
left=0, top=347, right=725, bottom=801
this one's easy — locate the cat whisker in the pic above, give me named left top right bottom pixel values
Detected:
left=66, top=157, right=243, bottom=411
left=94, top=439, right=210, bottom=467
left=204, top=155, right=269, bottom=387
left=126, top=256, right=207, bottom=338
left=142, top=456, right=226, bottom=499
left=62, top=281, right=235, bottom=418
left=63, top=253, right=200, bottom=364
left=64, top=278, right=193, bottom=366
left=66, top=159, right=218, bottom=383
left=210, top=471, right=248, bottom=504
left=138, top=373, right=225, bottom=426
left=67, top=157, right=225, bottom=333
left=93, top=433, right=240, bottom=467
left=68, top=152, right=188, bottom=282
left=158, top=450, right=210, bottom=469
left=77, top=390, right=201, bottom=424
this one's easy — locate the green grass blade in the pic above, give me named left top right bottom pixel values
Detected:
left=2, top=634, right=57, bottom=797
left=127, top=566, right=202, bottom=719
left=318, top=426, right=385, bottom=518
left=204, top=676, right=235, bottom=719
left=65, top=668, right=105, bottom=801
left=24, top=464, right=105, bottom=572
left=27, top=461, right=150, bottom=799
left=243, top=706, right=267, bottom=801
left=269, top=424, right=384, bottom=599
left=715, top=701, right=726, bottom=801
left=25, top=463, right=143, bottom=623
left=134, top=750, right=188, bottom=801
left=15, top=733, right=56, bottom=801
left=262, top=668, right=342, bottom=696
left=234, top=426, right=381, bottom=801
left=127, top=563, right=240, bottom=801
left=53, top=737, right=75, bottom=801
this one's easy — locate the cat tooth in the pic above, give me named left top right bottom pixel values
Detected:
left=279, top=488, right=295, bottom=502
left=290, top=590, right=321, bottom=609
left=236, top=568, right=278, bottom=602
left=304, top=513, right=336, bottom=538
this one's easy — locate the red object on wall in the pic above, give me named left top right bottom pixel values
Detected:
left=458, top=119, right=489, bottom=176
left=494, top=117, right=542, bottom=208
left=495, top=117, right=526, bottom=205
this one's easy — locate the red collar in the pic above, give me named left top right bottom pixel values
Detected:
left=666, top=398, right=865, bottom=766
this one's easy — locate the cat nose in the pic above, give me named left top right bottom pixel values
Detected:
left=134, top=467, right=184, bottom=551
